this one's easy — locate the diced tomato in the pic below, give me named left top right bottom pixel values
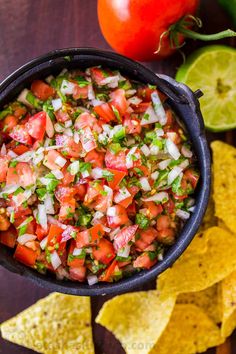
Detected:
left=156, top=228, right=175, bottom=245
left=69, top=265, right=86, bottom=281
left=79, top=126, right=97, bottom=153
left=9, top=202, right=32, bottom=219
left=74, top=183, right=87, bottom=201
left=55, top=134, right=82, bottom=158
left=156, top=215, right=171, bottom=231
left=132, top=102, right=150, bottom=113
left=14, top=244, right=38, bottom=267
left=126, top=201, right=136, bottom=217
left=31, top=80, right=55, bottom=101
left=10, top=143, right=30, bottom=155
left=110, top=89, right=128, bottom=115
left=183, top=168, right=199, bottom=190
left=73, top=84, right=88, bottom=99
left=36, top=224, right=48, bottom=241
left=74, top=112, right=102, bottom=133
left=144, top=202, right=163, bottom=219
left=107, top=169, right=126, bottom=190
left=76, top=224, right=105, bottom=248
left=3, top=115, right=18, bottom=134
left=55, top=109, right=70, bottom=123
left=84, top=181, right=102, bottom=205
left=117, top=185, right=139, bottom=208
left=43, top=150, right=66, bottom=170
left=0, top=156, right=8, bottom=182
left=92, top=238, right=115, bottom=265
left=0, top=226, right=17, bottom=248
left=113, top=224, right=138, bottom=251
left=94, top=103, right=116, bottom=122
left=14, top=217, right=36, bottom=235
left=61, top=163, right=75, bottom=185
left=26, top=111, right=46, bottom=141
left=123, top=115, right=141, bottom=135
left=13, top=105, right=27, bottom=119
left=67, top=240, right=85, bottom=267
left=117, top=260, right=131, bottom=268
left=99, top=259, right=118, bottom=282
left=9, top=125, right=33, bottom=145
left=58, top=199, right=76, bottom=221
left=84, top=181, right=111, bottom=213
left=107, top=205, right=129, bottom=228
left=137, top=87, right=155, bottom=101
left=6, top=162, right=36, bottom=188
left=84, top=150, right=105, bottom=168
left=135, top=227, right=158, bottom=251
left=133, top=252, right=157, bottom=269
left=105, top=149, right=127, bottom=172
left=47, top=224, right=66, bottom=252
left=55, top=185, right=76, bottom=203
left=61, top=225, right=79, bottom=243
left=163, top=197, right=175, bottom=214
left=90, top=67, right=108, bottom=85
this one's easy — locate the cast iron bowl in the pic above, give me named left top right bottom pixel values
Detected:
left=0, top=48, right=211, bottom=296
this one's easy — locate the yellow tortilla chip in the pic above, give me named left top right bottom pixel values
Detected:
left=221, top=270, right=236, bottom=338
left=157, top=227, right=236, bottom=298
left=177, top=283, right=222, bottom=324
left=199, top=193, right=217, bottom=232
left=0, top=293, right=94, bottom=354
left=96, top=290, right=175, bottom=354
left=211, top=141, right=236, bottom=235
left=150, top=304, right=223, bottom=354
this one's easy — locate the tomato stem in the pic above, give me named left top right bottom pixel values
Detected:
left=178, top=28, right=236, bottom=41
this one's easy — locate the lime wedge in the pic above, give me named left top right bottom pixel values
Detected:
left=176, top=45, right=236, bottom=132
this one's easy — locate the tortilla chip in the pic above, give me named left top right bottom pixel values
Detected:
left=211, top=141, right=236, bottom=235
left=221, top=270, right=236, bottom=338
left=177, top=283, right=222, bottom=324
left=96, top=290, right=175, bottom=354
left=150, top=304, right=223, bottom=354
left=199, top=193, right=217, bottom=231
left=0, top=293, right=94, bottom=354
left=157, top=227, right=236, bottom=298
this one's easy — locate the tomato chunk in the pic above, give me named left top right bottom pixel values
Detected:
left=76, top=224, right=105, bottom=248
left=9, top=125, right=33, bottom=145
left=107, top=169, right=126, bottom=190
left=0, top=156, right=8, bottom=183
left=92, top=238, right=115, bottom=265
left=110, top=89, right=128, bottom=115
left=107, top=205, right=129, bottom=228
left=26, top=111, right=46, bottom=141
left=113, top=224, right=138, bottom=250
left=0, top=226, right=17, bottom=248
left=105, top=149, right=127, bottom=172
left=31, top=80, right=55, bottom=100
left=133, top=252, right=157, bottom=269
left=135, top=227, right=158, bottom=251
left=99, top=260, right=118, bottom=282
left=14, top=244, right=38, bottom=266
left=94, top=103, right=115, bottom=122
left=6, top=162, right=36, bottom=188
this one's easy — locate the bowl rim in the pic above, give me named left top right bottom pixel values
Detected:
left=0, top=47, right=211, bottom=296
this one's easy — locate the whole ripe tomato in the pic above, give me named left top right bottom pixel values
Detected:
left=98, top=0, right=199, bottom=61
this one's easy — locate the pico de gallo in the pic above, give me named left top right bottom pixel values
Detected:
left=0, top=66, right=199, bottom=283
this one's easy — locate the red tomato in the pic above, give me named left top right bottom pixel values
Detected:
left=67, top=240, right=85, bottom=267
left=55, top=109, right=70, bottom=123
left=163, top=197, right=175, bottom=214
left=135, top=227, right=158, bottom=251
left=0, top=156, right=8, bottom=182
left=99, top=259, right=118, bottom=282
left=74, top=112, right=102, bottom=133
left=55, top=185, right=76, bottom=203
left=0, top=226, right=17, bottom=248
left=69, top=266, right=86, bottom=282
left=183, top=168, right=199, bottom=189
left=76, top=224, right=105, bottom=248
left=144, top=202, right=163, bottom=219
left=14, top=217, right=36, bottom=235
left=43, top=150, right=66, bottom=170
left=92, top=238, right=116, bottom=265
left=105, top=149, right=127, bottom=172
left=156, top=228, right=175, bottom=244
left=31, top=80, right=55, bottom=100
left=123, top=115, right=141, bottom=135
left=133, top=252, right=157, bottom=269
left=13, top=106, right=27, bottom=119
left=132, top=102, right=150, bottom=114
left=117, top=185, right=139, bottom=208
left=110, top=89, right=128, bottom=115
left=36, top=224, right=48, bottom=241
left=113, top=224, right=138, bottom=250
left=55, top=134, right=82, bottom=158
left=26, top=111, right=46, bottom=141
left=6, top=162, right=36, bottom=188
left=156, top=215, right=171, bottom=231
left=94, top=103, right=116, bottom=122
left=107, top=169, right=127, bottom=190
left=61, top=163, right=75, bottom=185
left=47, top=224, right=66, bottom=253
left=73, top=84, right=88, bottom=99
left=9, top=124, right=33, bottom=145
left=84, top=150, right=105, bottom=168
left=97, top=0, right=199, bottom=61
left=90, top=67, right=108, bottom=85
left=59, top=199, right=76, bottom=221
left=14, top=244, right=38, bottom=266
left=126, top=201, right=136, bottom=217
left=9, top=143, right=29, bottom=155
left=61, top=225, right=79, bottom=243
left=74, top=183, right=87, bottom=200
left=2, top=115, right=18, bottom=134
left=107, top=205, right=129, bottom=228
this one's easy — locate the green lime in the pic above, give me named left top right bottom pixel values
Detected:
left=176, top=45, right=236, bottom=132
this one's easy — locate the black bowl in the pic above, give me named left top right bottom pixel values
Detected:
left=0, top=48, right=211, bottom=296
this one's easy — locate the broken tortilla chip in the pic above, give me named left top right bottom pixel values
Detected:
left=150, top=304, right=223, bottom=354
left=157, top=227, right=236, bottom=298
left=177, top=283, right=222, bottom=324
left=0, top=292, right=94, bottom=354
left=96, top=290, right=175, bottom=354
left=211, top=141, right=236, bottom=235
left=221, top=270, right=236, bottom=338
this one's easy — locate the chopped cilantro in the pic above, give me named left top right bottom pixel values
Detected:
left=135, top=213, right=150, bottom=229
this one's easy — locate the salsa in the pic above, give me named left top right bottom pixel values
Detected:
left=0, top=66, right=199, bottom=283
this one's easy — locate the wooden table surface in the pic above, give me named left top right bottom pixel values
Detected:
left=0, top=1, right=235, bottom=353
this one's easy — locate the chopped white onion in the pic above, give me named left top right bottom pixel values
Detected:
left=168, top=166, right=183, bottom=185
left=151, top=91, right=167, bottom=125
left=51, top=169, right=64, bottom=179
left=103, top=185, right=113, bottom=209
left=166, top=139, right=181, bottom=160
left=102, top=226, right=111, bottom=233
left=176, top=209, right=190, bottom=220
left=45, top=145, right=63, bottom=151
left=46, top=114, right=55, bottom=138
left=55, top=155, right=67, bottom=168
left=0, top=184, right=19, bottom=196
left=7, top=150, right=18, bottom=158
left=87, top=274, right=99, bottom=286
left=52, top=98, right=62, bottom=111
left=158, top=159, right=171, bottom=170
left=33, top=152, right=44, bottom=165
left=127, top=96, right=142, bottom=105
left=88, top=84, right=95, bottom=100
left=93, top=211, right=104, bottom=219
left=0, top=144, right=6, bottom=155
left=40, top=236, right=48, bottom=250
left=126, top=89, right=136, bottom=96
left=150, top=144, right=159, bottom=155
left=81, top=170, right=90, bottom=178
left=141, top=105, right=159, bottom=125
left=91, top=167, right=104, bottom=179
left=51, top=250, right=62, bottom=270
left=73, top=248, right=83, bottom=256
left=142, top=191, right=169, bottom=202
left=44, top=194, right=55, bottom=214
left=139, top=208, right=148, bottom=215
left=60, top=79, right=76, bottom=95
left=107, top=206, right=117, bottom=217
left=156, top=128, right=164, bottom=137
left=140, top=144, right=150, bottom=157
left=100, top=75, right=119, bottom=88
left=45, top=75, right=54, bottom=84
left=17, top=234, right=36, bottom=245
left=158, top=253, right=164, bottom=261
left=188, top=206, right=195, bottom=212
left=126, top=146, right=137, bottom=169
left=181, top=145, right=193, bottom=158
left=38, top=204, right=48, bottom=229
left=64, top=127, right=73, bottom=137
left=44, top=138, right=52, bottom=147
left=117, top=244, right=130, bottom=258
left=73, top=131, right=80, bottom=143
left=64, top=120, right=72, bottom=128
left=17, top=89, right=33, bottom=107
left=126, top=137, right=136, bottom=146
left=68, top=161, right=80, bottom=175
left=114, top=187, right=131, bottom=203
left=15, top=151, right=34, bottom=162
left=139, top=177, right=151, bottom=191
left=91, top=99, right=103, bottom=107
left=179, top=159, right=189, bottom=170
left=54, top=123, right=65, bottom=133
left=151, top=171, right=159, bottom=180
left=109, top=227, right=121, bottom=240
left=47, top=215, right=67, bottom=229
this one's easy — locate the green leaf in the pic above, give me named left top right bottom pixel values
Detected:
left=135, top=213, right=150, bottom=229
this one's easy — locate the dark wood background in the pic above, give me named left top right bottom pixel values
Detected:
left=0, top=1, right=235, bottom=353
